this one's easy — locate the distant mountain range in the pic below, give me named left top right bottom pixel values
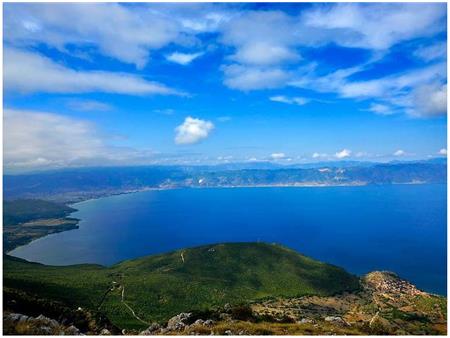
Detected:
left=4, top=158, right=447, bottom=202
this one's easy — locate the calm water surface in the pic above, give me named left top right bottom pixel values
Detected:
left=10, top=184, right=447, bottom=295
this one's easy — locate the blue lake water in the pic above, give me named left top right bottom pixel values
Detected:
left=10, top=184, right=447, bottom=295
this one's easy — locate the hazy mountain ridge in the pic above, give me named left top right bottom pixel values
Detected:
left=4, top=159, right=446, bottom=202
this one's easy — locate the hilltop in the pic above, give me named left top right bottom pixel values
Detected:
left=3, top=242, right=446, bottom=335
left=4, top=242, right=359, bottom=330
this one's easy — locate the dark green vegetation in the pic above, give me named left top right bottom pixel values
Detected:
left=4, top=159, right=446, bottom=202
left=3, top=199, right=78, bottom=252
left=4, top=242, right=360, bottom=330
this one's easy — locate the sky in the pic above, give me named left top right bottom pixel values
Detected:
left=3, top=2, right=448, bottom=172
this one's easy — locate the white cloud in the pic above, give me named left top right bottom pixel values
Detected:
left=5, top=109, right=222, bottom=170
left=335, top=149, right=351, bottom=159
left=368, top=103, right=394, bottom=115
left=221, top=10, right=300, bottom=66
left=312, top=152, right=327, bottom=159
left=222, top=65, right=289, bottom=90
left=4, top=48, right=182, bottom=96
left=175, top=116, right=214, bottom=145
left=270, top=95, right=309, bottom=106
left=410, top=83, right=447, bottom=117
left=291, top=61, right=446, bottom=118
left=439, top=148, right=447, bottom=155
left=270, top=153, right=286, bottom=160
left=302, top=3, right=445, bottom=50
left=394, top=149, right=406, bottom=156
left=4, top=3, right=181, bottom=68
left=4, top=109, right=116, bottom=170
left=166, top=52, right=203, bottom=65
left=413, top=41, right=447, bottom=62
left=67, top=99, right=113, bottom=112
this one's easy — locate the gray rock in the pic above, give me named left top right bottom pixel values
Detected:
left=204, top=319, right=214, bottom=327
left=48, top=319, right=60, bottom=328
left=7, top=313, right=29, bottom=323
left=100, top=328, right=111, bottom=335
left=38, top=326, right=52, bottom=335
left=167, top=312, right=192, bottom=330
left=193, top=319, right=204, bottom=326
left=140, top=323, right=161, bottom=335
left=36, top=314, right=50, bottom=322
left=224, top=329, right=233, bottom=335
left=324, top=316, right=347, bottom=326
left=219, top=313, right=231, bottom=321
left=298, top=318, right=314, bottom=324
left=66, top=325, right=81, bottom=335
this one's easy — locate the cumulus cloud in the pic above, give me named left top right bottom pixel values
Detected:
left=4, top=48, right=182, bottom=96
left=270, top=95, right=309, bottom=106
left=221, top=11, right=300, bottom=66
left=166, top=52, right=203, bottom=65
left=175, top=117, right=214, bottom=145
left=270, top=153, right=286, bottom=160
left=335, top=149, right=351, bottom=159
left=5, top=109, right=219, bottom=170
left=439, top=148, right=447, bottom=155
left=394, top=149, right=406, bottom=156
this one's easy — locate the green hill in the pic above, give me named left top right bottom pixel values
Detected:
left=4, top=242, right=360, bottom=330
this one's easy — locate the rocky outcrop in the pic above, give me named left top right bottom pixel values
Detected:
left=363, top=271, right=426, bottom=296
left=3, top=312, right=81, bottom=335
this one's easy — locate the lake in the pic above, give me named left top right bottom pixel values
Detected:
left=10, top=184, right=447, bottom=295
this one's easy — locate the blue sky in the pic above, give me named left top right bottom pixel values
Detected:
left=3, top=2, right=447, bottom=171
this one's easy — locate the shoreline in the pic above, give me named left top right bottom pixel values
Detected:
left=8, top=181, right=444, bottom=259
left=67, top=180, right=439, bottom=206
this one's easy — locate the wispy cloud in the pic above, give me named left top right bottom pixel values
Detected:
left=66, top=99, right=113, bottom=112
left=166, top=52, right=203, bottom=65
left=222, top=65, right=289, bottom=90
left=269, top=95, right=309, bottom=106
left=4, top=3, right=180, bottom=68
left=4, top=48, right=184, bottom=96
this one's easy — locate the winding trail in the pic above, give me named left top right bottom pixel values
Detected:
left=181, top=252, right=185, bottom=263
left=120, top=285, right=150, bottom=326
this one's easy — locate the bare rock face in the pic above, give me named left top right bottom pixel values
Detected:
left=363, top=271, right=425, bottom=296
